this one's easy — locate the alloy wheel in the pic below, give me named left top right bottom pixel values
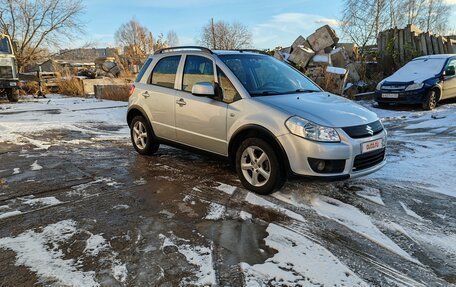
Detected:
left=133, top=121, right=148, bottom=150
left=241, top=146, right=271, bottom=187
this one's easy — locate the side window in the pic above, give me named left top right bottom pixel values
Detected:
left=135, top=58, right=153, bottom=82
left=150, top=56, right=181, bottom=89
left=217, top=67, right=241, bottom=103
left=182, top=56, right=214, bottom=92
left=446, top=60, right=456, bottom=75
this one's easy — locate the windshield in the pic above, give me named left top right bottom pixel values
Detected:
left=395, top=58, right=447, bottom=78
left=0, top=37, right=13, bottom=54
left=219, top=54, right=321, bottom=96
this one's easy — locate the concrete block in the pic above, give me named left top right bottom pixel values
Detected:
left=288, top=46, right=315, bottom=68
left=325, top=66, right=348, bottom=95
left=291, top=36, right=311, bottom=51
left=307, top=25, right=339, bottom=52
left=330, top=48, right=350, bottom=68
left=345, top=63, right=360, bottom=82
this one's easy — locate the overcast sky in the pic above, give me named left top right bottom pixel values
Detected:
left=76, top=0, right=455, bottom=49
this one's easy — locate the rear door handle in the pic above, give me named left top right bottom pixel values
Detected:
left=176, top=98, right=186, bottom=106
left=142, top=91, right=150, bottom=98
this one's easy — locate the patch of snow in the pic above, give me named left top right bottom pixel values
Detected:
left=311, top=196, right=419, bottom=264
left=21, top=196, right=62, bottom=207
left=112, top=260, right=128, bottom=283
left=245, top=192, right=305, bottom=222
left=0, top=210, right=22, bottom=220
left=0, top=220, right=99, bottom=286
left=327, top=66, right=347, bottom=75
left=240, top=211, right=252, bottom=220
left=241, top=224, right=368, bottom=286
left=356, top=186, right=385, bottom=206
left=160, top=233, right=216, bottom=286
left=30, top=160, right=43, bottom=171
left=205, top=203, right=225, bottom=220
left=84, top=234, right=109, bottom=256
left=399, top=202, right=423, bottom=221
left=113, top=204, right=130, bottom=210
left=12, top=168, right=20, bottom=175
left=133, top=177, right=147, bottom=185
left=215, top=182, right=236, bottom=195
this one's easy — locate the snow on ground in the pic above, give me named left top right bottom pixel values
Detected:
left=205, top=202, right=226, bottom=220
left=0, top=95, right=128, bottom=149
left=245, top=192, right=306, bottom=222
left=356, top=186, right=385, bottom=206
left=241, top=223, right=368, bottom=286
left=0, top=220, right=128, bottom=286
left=311, top=195, right=419, bottom=263
left=160, top=233, right=216, bottom=286
left=399, top=201, right=424, bottom=221
left=0, top=220, right=99, bottom=286
left=363, top=102, right=456, bottom=197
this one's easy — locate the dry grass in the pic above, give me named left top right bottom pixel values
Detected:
left=58, top=78, right=85, bottom=96
left=96, top=85, right=130, bottom=102
left=20, top=81, right=49, bottom=96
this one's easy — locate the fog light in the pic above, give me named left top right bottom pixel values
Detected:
left=316, top=160, right=326, bottom=171
left=308, top=158, right=346, bottom=174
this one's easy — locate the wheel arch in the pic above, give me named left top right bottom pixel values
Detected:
left=430, top=85, right=442, bottom=101
left=127, top=106, right=151, bottom=128
left=228, top=125, right=290, bottom=173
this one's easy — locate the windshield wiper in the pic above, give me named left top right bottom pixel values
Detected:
left=291, top=89, right=320, bottom=93
left=250, top=91, right=281, bottom=96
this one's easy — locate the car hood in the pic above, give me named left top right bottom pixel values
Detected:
left=383, top=72, right=437, bottom=85
left=255, top=92, right=378, bottom=128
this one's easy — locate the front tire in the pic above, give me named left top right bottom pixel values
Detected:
left=5, top=88, right=19, bottom=102
left=235, top=138, right=285, bottom=195
left=130, top=115, right=159, bottom=155
left=422, top=90, right=437, bottom=110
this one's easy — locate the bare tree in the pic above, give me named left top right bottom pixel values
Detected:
left=0, top=0, right=84, bottom=71
left=341, top=0, right=387, bottom=48
left=166, top=30, right=179, bottom=47
left=199, top=20, right=252, bottom=50
left=115, top=18, right=154, bottom=61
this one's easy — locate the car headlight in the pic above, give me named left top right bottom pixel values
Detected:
left=405, top=83, right=424, bottom=91
left=285, top=116, right=340, bottom=142
left=376, top=81, right=384, bottom=91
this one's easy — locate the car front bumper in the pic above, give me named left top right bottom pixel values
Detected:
left=0, top=79, right=19, bottom=89
left=277, top=129, right=387, bottom=180
left=375, top=88, right=428, bottom=104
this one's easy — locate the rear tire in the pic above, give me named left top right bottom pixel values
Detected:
left=422, top=90, right=437, bottom=110
left=130, top=115, right=160, bottom=155
left=235, top=138, right=285, bottom=195
left=6, top=88, right=19, bottom=102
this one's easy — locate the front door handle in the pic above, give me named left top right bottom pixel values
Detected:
left=142, top=91, right=150, bottom=98
left=176, top=98, right=186, bottom=106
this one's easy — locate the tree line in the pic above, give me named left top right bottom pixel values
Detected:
left=341, top=0, right=453, bottom=49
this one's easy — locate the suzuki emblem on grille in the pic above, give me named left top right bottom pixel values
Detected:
left=366, top=125, right=374, bottom=136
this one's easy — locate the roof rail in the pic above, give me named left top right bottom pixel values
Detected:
left=154, top=46, right=213, bottom=55
left=233, top=49, right=269, bottom=55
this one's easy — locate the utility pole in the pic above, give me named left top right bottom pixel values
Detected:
left=211, top=18, right=216, bottom=49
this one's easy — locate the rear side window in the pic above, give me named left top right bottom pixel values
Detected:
left=182, top=56, right=214, bottom=92
left=150, top=56, right=181, bottom=89
left=135, top=58, right=153, bottom=82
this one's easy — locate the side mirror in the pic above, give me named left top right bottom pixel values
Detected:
left=445, top=67, right=455, bottom=77
left=192, top=82, right=215, bottom=97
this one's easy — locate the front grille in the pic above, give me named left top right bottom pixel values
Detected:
left=381, top=85, right=406, bottom=91
left=0, top=66, right=13, bottom=78
left=353, top=148, right=385, bottom=171
left=342, top=121, right=383, bottom=139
